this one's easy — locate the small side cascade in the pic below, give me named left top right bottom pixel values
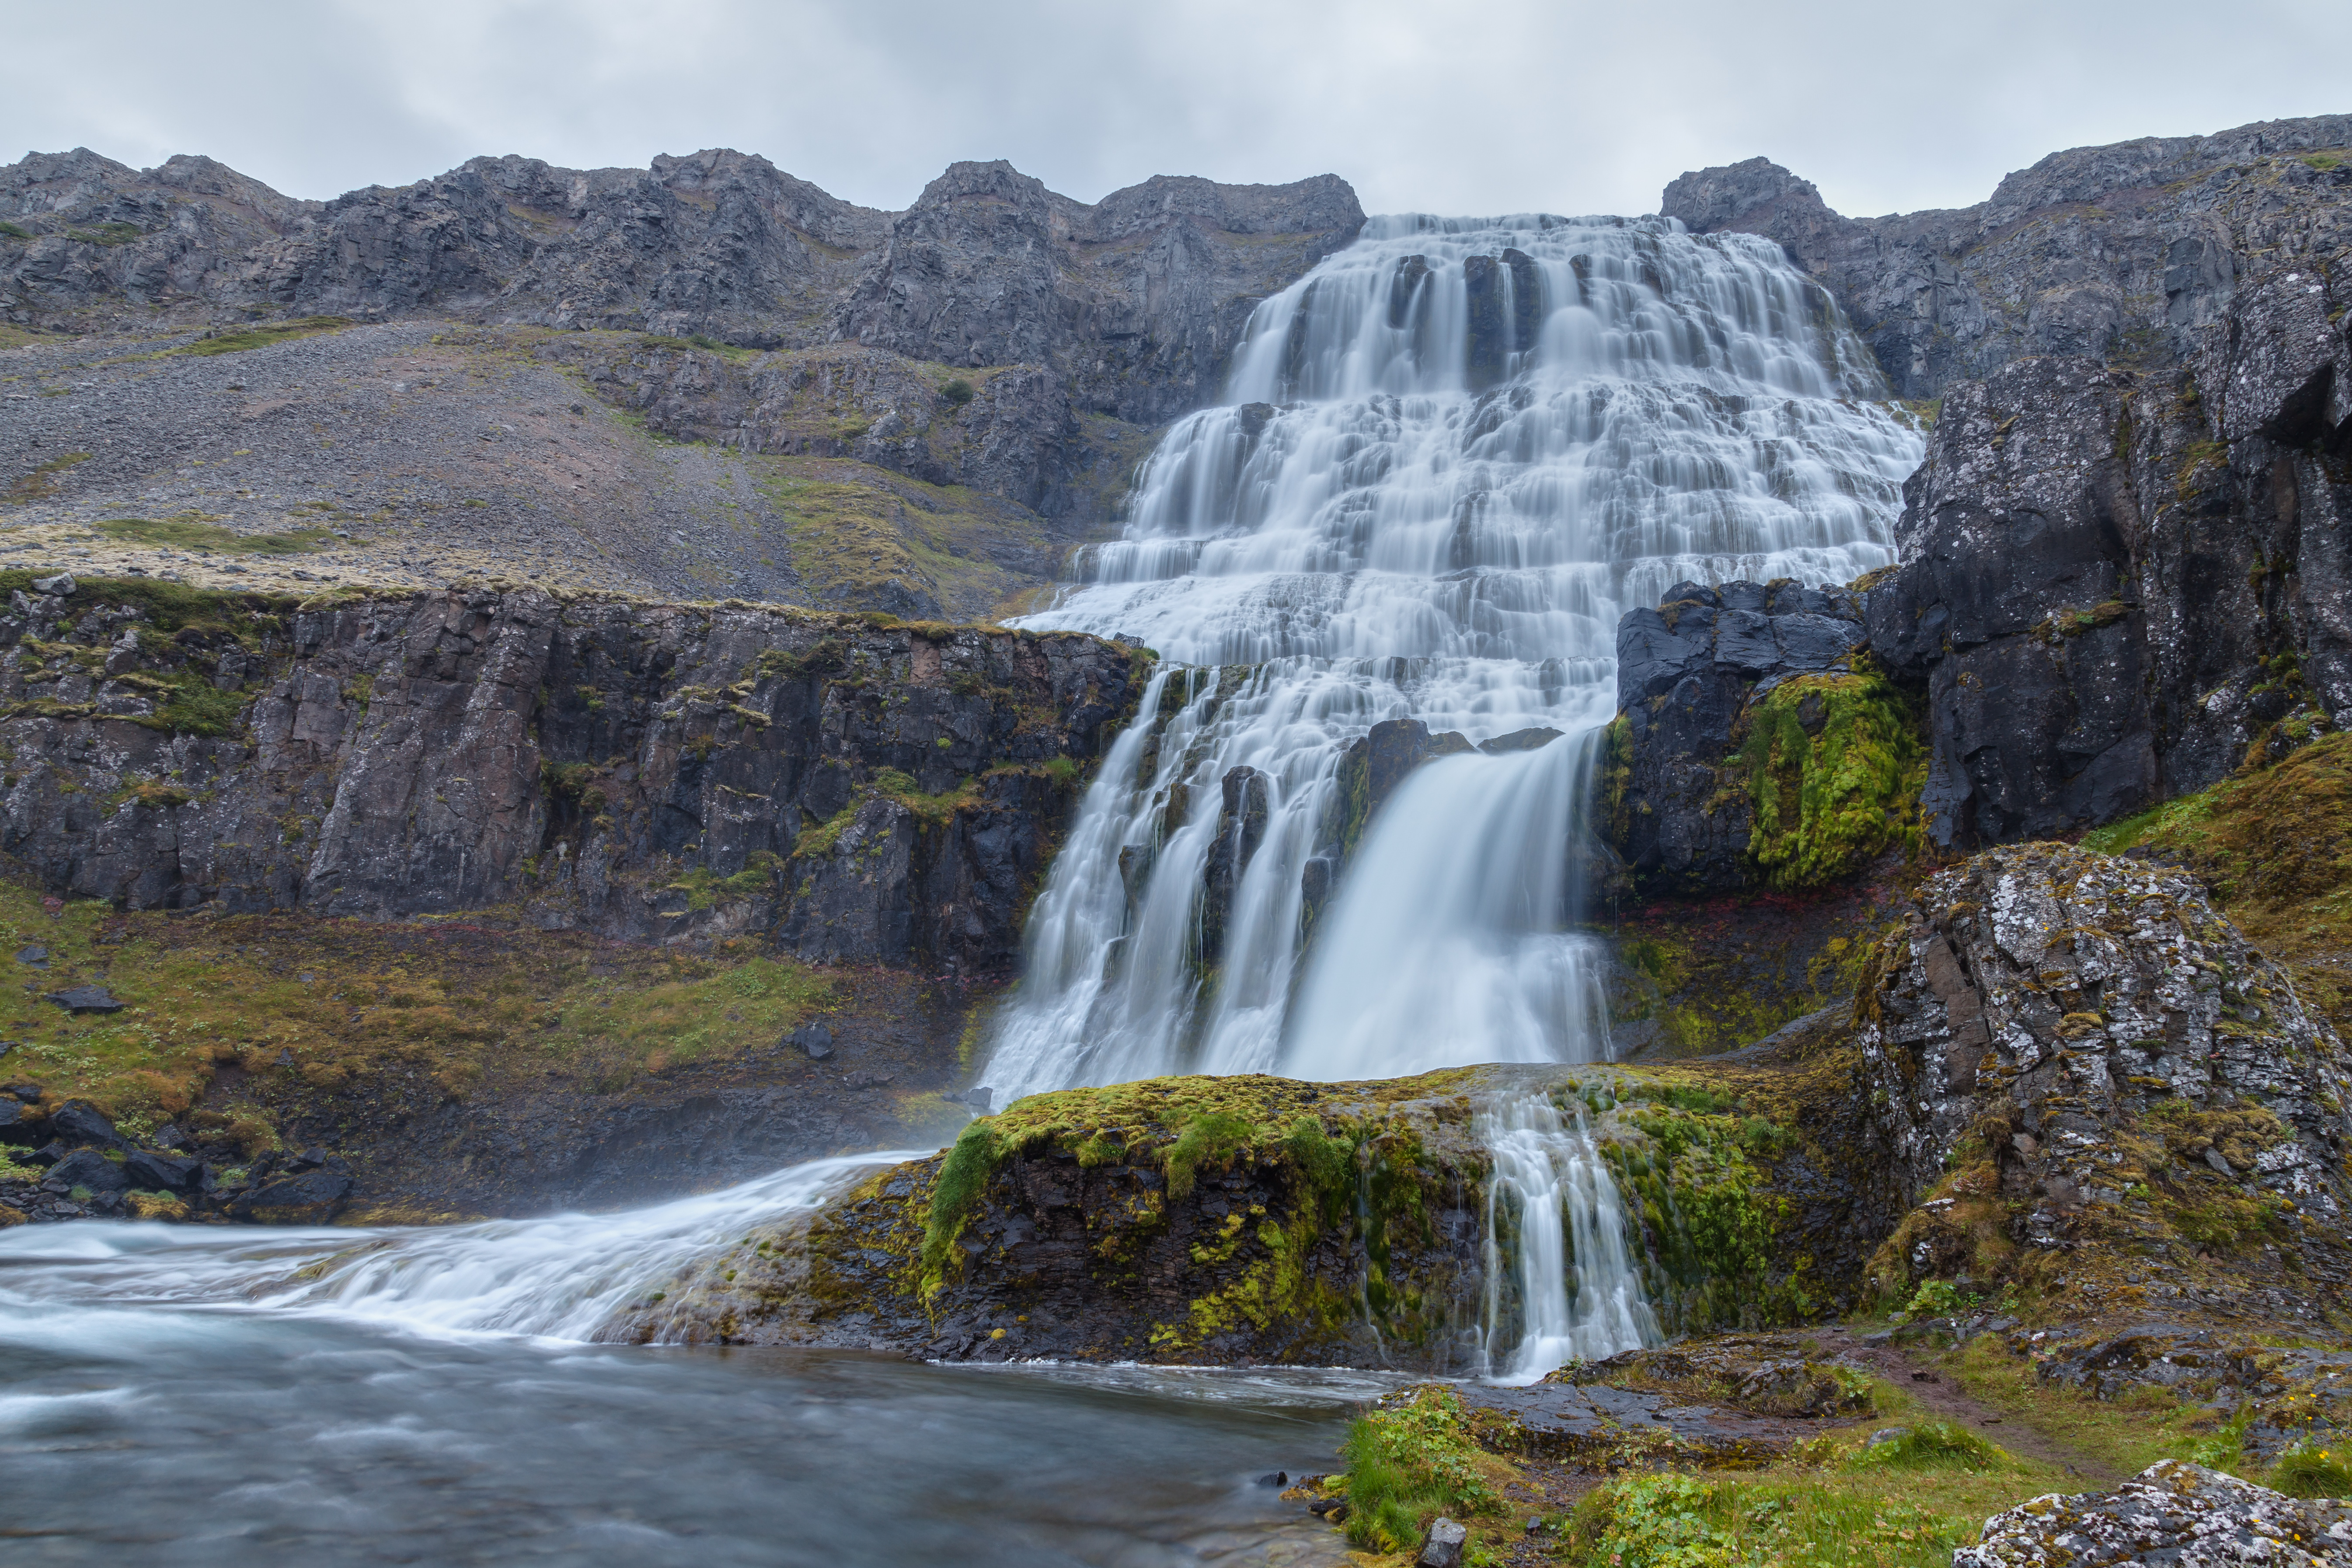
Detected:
left=1476, top=1091, right=1657, bottom=1384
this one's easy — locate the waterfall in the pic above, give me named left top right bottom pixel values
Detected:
left=0, top=1151, right=919, bottom=1339
left=981, top=213, right=1921, bottom=1102
left=1477, top=1092, right=1658, bottom=1382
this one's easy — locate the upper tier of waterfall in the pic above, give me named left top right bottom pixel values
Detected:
left=981, top=214, right=1923, bottom=1102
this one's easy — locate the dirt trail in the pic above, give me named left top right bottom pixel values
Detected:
left=1805, top=1324, right=2118, bottom=1483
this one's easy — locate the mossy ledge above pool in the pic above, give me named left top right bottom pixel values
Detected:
left=616, top=843, right=2352, bottom=1366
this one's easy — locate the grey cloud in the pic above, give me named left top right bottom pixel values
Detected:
left=5, top=0, right=2348, bottom=220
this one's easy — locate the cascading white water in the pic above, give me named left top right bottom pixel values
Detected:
left=1476, top=1093, right=1658, bottom=1383
left=7, top=213, right=1922, bottom=1374
left=0, top=1150, right=918, bottom=1338
left=983, top=213, right=1921, bottom=1103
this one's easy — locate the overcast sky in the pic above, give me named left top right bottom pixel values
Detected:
left=10, top=0, right=2349, bottom=220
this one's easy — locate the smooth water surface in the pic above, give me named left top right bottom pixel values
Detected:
left=2, top=1223, right=1383, bottom=1567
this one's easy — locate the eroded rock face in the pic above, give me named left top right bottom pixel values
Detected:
left=1855, top=844, right=2352, bottom=1320
left=1955, top=1461, right=2352, bottom=1568
left=1610, top=579, right=1868, bottom=894
left=1664, top=115, right=2352, bottom=401
left=1864, top=308, right=2349, bottom=845
left=0, top=578, right=1142, bottom=971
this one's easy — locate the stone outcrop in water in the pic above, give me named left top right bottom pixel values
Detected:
left=1663, top=115, right=2352, bottom=401
left=0, top=574, right=1141, bottom=969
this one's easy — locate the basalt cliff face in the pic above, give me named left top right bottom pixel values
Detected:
left=1615, top=115, right=2352, bottom=895
left=1662, top=116, right=2352, bottom=401
left=0, top=573, right=1142, bottom=970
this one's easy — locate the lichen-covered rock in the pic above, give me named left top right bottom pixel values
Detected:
left=1854, top=844, right=2352, bottom=1321
left=1606, top=578, right=1918, bottom=895
left=1954, top=1460, right=2352, bottom=1567
left=0, top=575, right=1142, bottom=972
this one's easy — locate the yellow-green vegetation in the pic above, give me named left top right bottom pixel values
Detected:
left=1598, top=1081, right=1812, bottom=1331
left=913, top=1072, right=1467, bottom=1352
left=95, top=516, right=334, bottom=556
left=1338, top=1386, right=1515, bottom=1554
left=1329, top=1368, right=2065, bottom=1568
left=2084, top=728, right=2352, bottom=1032
left=3, top=451, right=93, bottom=505
left=756, top=456, right=1049, bottom=622
left=1732, top=667, right=1926, bottom=892
left=1561, top=1429, right=2032, bottom=1568
left=1943, top=1336, right=2257, bottom=1480
left=169, top=317, right=354, bottom=358
left=0, top=872, right=836, bottom=1146
left=916, top=1074, right=1374, bottom=1297
left=1607, top=920, right=1881, bottom=1059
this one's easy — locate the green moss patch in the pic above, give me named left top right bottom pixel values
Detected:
left=168, top=317, right=355, bottom=358
left=1733, top=668, right=1926, bottom=892
left=3, top=452, right=92, bottom=505
left=96, top=516, right=334, bottom=556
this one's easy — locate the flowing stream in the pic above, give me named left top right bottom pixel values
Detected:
left=2, top=213, right=1924, bottom=1556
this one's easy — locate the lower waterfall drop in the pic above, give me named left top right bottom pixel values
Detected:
left=1477, top=1092, right=1657, bottom=1383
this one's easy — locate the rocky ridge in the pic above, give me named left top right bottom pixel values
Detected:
left=0, top=572, right=1142, bottom=970
left=1663, top=115, right=2352, bottom=400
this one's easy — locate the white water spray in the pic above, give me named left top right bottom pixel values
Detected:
left=0, top=1150, right=916, bottom=1341
left=982, top=214, right=1920, bottom=1101
left=1477, top=1093, right=1657, bottom=1382
left=6, top=214, right=1921, bottom=1364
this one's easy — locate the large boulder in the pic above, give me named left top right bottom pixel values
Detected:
left=1955, top=1460, right=2352, bottom=1567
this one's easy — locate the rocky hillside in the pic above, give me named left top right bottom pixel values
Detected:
left=1663, top=115, right=2352, bottom=400
left=0, top=572, right=1142, bottom=965
left=1, top=149, right=1362, bottom=617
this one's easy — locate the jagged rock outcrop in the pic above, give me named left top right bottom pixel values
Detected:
left=1956, top=1461, right=2352, bottom=1568
left=0, top=575, right=1143, bottom=972
left=1862, top=276, right=2349, bottom=846
left=1, top=146, right=1362, bottom=434
left=837, top=160, right=1365, bottom=424
left=1607, top=579, right=1874, bottom=894
left=1664, top=115, right=2352, bottom=400
left=1855, top=844, right=2352, bottom=1323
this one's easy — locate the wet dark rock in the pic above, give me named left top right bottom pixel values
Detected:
left=788, top=1022, right=834, bottom=1061
left=14, top=944, right=47, bottom=967
left=233, top=1168, right=353, bottom=1225
left=0, top=1099, right=38, bottom=1142
left=44, top=985, right=123, bottom=1014
left=122, top=1148, right=202, bottom=1193
left=42, top=1147, right=129, bottom=1195
left=47, top=1101, right=123, bottom=1149
left=1477, top=727, right=1562, bottom=755
left=1864, top=332, right=2349, bottom=846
